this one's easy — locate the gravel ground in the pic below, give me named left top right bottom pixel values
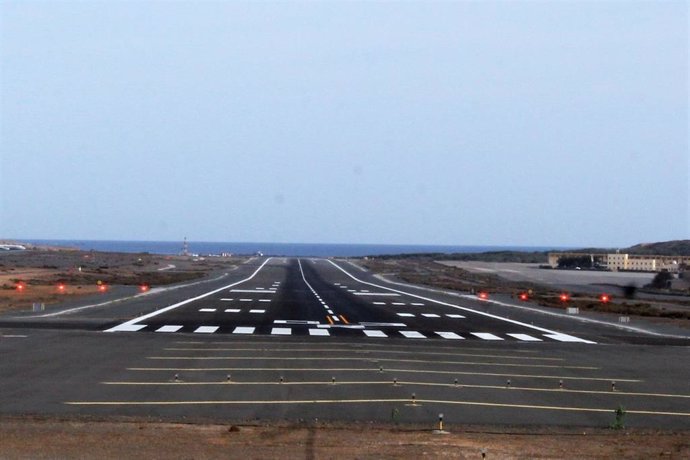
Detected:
left=1, top=417, right=689, bottom=459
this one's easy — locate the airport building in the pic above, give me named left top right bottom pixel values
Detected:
left=547, top=252, right=690, bottom=273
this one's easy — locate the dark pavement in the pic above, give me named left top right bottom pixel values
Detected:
left=1, top=257, right=689, bottom=428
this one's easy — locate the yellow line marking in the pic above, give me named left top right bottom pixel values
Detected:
left=102, top=380, right=685, bottom=398
left=146, top=356, right=597, bottom=370
left=63, top=399, right=690, bottom=416
left=339, top=315, right=349, bottom=324
left=172, top=341, right=543, bottom=354
left=129, top=367, right=378, bottom=372
left=162, top=348, right=563, bottom=361
left=127, top=367, right=640, bottom=382
left=385, top=368, right=640, bottom=382
left=326, top=316, right=334, bottom=325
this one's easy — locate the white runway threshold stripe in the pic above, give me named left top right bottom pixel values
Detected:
left=507, top=333, right=543, bottom=342
left=436, top=331, right=464, bottom=340
left=400, top=331, right=426, bottom=339
left=194, top=326, right=219, bottom=334
left=471, top=332, right=504, bottom=341
left=363, top=330, right=387, bottom=338
left=271, top=328, right=292, bottom=336
left=544, top=333, right=595, bottom=344
left=309, top=329, right=330, bottom=336
left=104, top=258, right=273, bottom=333
left=326, top=259, right=596, bottom=345
left=155, top=325, right=183, bottom=333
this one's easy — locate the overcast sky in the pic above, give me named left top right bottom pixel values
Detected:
left=1, top=1, right=687, bottom=247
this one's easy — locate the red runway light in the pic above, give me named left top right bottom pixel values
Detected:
left=98, top=284, right=108, bottom=292
left=57, top=283, right=66, bottom=292
left=16, top=282, right=26, bottom=292
left=559, top=293, right=570, bottom=302
left=139, top=284, right=150, bottom=292
left=599, top=294, right=610, bottom=303
left=478, top=291, right=489, bottom=300
left=518, top=292, right=528, bottom=301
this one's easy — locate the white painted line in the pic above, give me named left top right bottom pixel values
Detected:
left=239, top=299, right=252, bottom=302
left=156, top=325, right=183, bottom=333
left=396, top=313, right=414, bottom=317
left=326, top=259, right=598, bottom=343
left=392, top=302, right=406, bottom=306
left=446, top=314, right=465, bottom=319
left=220, top=298, right=234, bottom=301
left=194, top=326, right=219, bottom=334
left=372, top=302, right=387, bottom=305
left=274, top=320, right=320, bottom=325
left=255, top=287, right=264, bottom=290
left=327, top=310, right=334, bottom=314
left=233, top=327, right=255, bottom=334
left=471, top=332, right=504, bottom=341
left=104, top=259, right=273, bottom=332
left=271, top=327, right=292, bottom=336
left=363, top=330, right=387, bottom=338
left=361, top=290, right=370, bottom=292
left=333, top=283, right=340, bottom=286
left=359, top=322, right=407, bottom=327
left=249, top=309, right=266, bottom=314
left=1, top=334, right=28, bottom=338
left=422, top=313, right=440, bottom=318
left=309, top=329, right=330, bottom=336
left=353, top=292, right=399, bottom=296
left=331, top=315, right=340, bottom=322
left=106, top=324, right=147, bottom=332
left=348, top=290, right=357, bottom=293
left=199, top=308, right=216, bottom=312
left=224, top=309, right=241, bottom=313
left=436, top=331, right=464, bottom=340
left=400, top=331, right=426, bottom=339
left=544, top=333, right=595, bottom=344
left=258, top=299, right=271, bottom=303
left=507, top=333, right=543, bottom=342
left=411, top=303, right=425, bottom=306
left=231, top=289, right=276, bottom=294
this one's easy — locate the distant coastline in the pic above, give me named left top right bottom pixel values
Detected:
left=15, top=239, right=574, bottom=258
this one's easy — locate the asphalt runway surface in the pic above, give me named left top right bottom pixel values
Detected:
left=1, top=258, right=689, bottom=428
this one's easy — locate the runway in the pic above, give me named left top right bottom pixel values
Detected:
left=1, top=258, right=689, bottom=428
left=105, top=258, right=594, bottom=344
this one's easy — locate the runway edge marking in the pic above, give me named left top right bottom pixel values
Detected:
left=327, top=259, right=596, bottom=344
left=105, top=258, right=273, bottom=332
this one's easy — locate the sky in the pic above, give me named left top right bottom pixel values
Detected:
left=1, top=1, right=687, bottom=248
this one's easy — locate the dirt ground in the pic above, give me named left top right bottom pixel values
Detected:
left=0, top=417, right=688, bottom=459
left=0, top=249, right=241, bottom=313
left=361, top=258, right=690, bottom=326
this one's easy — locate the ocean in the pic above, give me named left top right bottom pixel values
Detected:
left=21, top=240, right=569, bottom=257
